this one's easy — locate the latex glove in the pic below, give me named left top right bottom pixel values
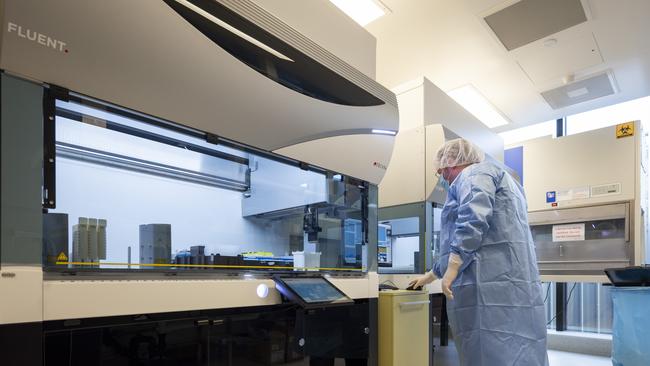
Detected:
left=441, top=253, right=463, bottom=300
left=408, top=271, right=437, bottom=290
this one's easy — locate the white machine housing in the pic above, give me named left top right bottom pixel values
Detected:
left=0, top=0, right=398, bottom=184
left=0, top=0, right=393, bottom=325
left=379, top=77, right=504, bottom=208
left=510, top=121, right=648, bottom=282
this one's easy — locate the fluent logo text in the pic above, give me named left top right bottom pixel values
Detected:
left=7, top=22, right=67, bottom=53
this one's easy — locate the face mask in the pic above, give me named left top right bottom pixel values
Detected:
left=438, top=176, right=450, bottom=191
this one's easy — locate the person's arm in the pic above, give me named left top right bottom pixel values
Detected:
left=408, top=250, right=449, bottom=289
left=409, top=245, right=453, bottom=289
left=451, top=172, right=496, bottom=254
left=432, top=257, right=444, bottom=279
left=442, top=172, right=497, bottom=299
left=409, top=270, right=437, bottom=289
left=441, top=253, right=462, bottom=299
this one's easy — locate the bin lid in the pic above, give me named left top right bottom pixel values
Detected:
left=379, top=289, right=428, bottom=297
left=605, top=266, right=650, bottom=286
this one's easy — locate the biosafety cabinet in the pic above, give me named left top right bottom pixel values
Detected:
left=0, top=1, right=399, bottom=365
left=509, top=122, right=648, bottom=281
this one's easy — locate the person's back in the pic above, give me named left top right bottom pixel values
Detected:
left=464, top=160, right=543, bottom=280
left=448, top=160, right=548, bottom=366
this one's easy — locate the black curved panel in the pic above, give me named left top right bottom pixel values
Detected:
left=163, top=0, right=385, bottom=107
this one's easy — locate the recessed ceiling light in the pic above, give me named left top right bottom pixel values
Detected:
left=543, top=38, right=558, bottom=47
left=446, top=85, right=509, bottom=128
left=329, top=0, right=390, bottom=27
left=567, top=87, right=589, bottom=98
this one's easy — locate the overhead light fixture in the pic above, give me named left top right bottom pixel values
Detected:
left=446, top=85, right=509, bottom=128
left=329, top=0, right=390, bottom=27
left=567, top=87, right=589, bottom=98
left=174, top=0, right=294, bottom=62
left=372, top=129, right=397, bottom=135
left=543, top=38, right=559, bottom=48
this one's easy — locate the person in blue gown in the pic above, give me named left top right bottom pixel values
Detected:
left=410, top=138, right=548, bottom=366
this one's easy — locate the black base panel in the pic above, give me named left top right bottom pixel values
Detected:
left=0, top=322, right=43, bottom=366
left=42, top=300, right=376, bottom=366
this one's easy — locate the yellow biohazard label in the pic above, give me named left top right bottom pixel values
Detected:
left=56, top=252, right=68, bottom=262
left=616, top=122, right=635, bottom=138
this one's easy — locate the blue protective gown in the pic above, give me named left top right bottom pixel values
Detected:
left=432, top=161, right=549, bottom=366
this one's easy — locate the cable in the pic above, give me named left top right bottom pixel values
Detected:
left=380, top=280, right=398, bottom=288
left=543, top=282, right=552, bottom=305
left=547, top=283, right=578, bottom=326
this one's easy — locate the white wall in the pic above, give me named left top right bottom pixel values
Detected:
left=499, top=120, right=556, bottom=146
left=567, top=96, right=650, bottom=136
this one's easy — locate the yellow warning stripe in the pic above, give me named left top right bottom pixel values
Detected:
left=55, top=261, right=363, bottom=271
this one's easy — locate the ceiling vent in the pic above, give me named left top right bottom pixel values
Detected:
left=484, top=0, right=587, bottom=51
left=541, top=71, right=616, bottom=110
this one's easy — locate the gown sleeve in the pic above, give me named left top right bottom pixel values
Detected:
left=450, top=172, right=496, bottom=256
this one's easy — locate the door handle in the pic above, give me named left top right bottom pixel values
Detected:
left=624, top=203, right=630, bottom=242
left=195, top=319, right=210, bottom=326
left=399, top=300, right=430, bottom=309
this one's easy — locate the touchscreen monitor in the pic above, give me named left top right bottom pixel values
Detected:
left=274, top=276, right=353, bottom=308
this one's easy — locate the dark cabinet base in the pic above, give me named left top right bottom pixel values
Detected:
left=39, top=301, right=375, bottom=366
left=0, top=322, right=43, bottom=366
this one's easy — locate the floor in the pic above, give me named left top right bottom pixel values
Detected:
left=547, top=350, right=611, bottom=366
left=433, top=341, right=612, bottom=366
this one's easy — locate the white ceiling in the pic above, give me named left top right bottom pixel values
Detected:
left=365, top=0, right=650, bottom=132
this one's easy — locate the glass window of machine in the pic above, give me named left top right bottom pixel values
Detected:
left=43, top=98, right=371, bottom=274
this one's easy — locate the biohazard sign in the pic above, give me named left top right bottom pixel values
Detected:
left=56, top=252, right=68, bottom=262
left=616, top=122, right=635, bottom=138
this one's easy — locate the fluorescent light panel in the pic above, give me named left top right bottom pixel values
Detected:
left=447, top=85, right=509, bottom=128
left=372, top=129, right=397, bottom=135
left=175, top=0, right=294, bottom=62
left=567, top=87, right=589, bottom=98
left=329, top=0, right=388, bottom=26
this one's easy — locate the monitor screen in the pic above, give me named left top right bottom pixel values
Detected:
left=280, top=277, right=350, bottom=304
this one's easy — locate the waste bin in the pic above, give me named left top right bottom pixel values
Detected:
left=611, top=287, right=650, bottom=366
left=379, top=290, right=429, bottom=366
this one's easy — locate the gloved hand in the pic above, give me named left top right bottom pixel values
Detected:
left=441, top=253, right=463, bottom=300
left=408, top=271, right=437, bottom=290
